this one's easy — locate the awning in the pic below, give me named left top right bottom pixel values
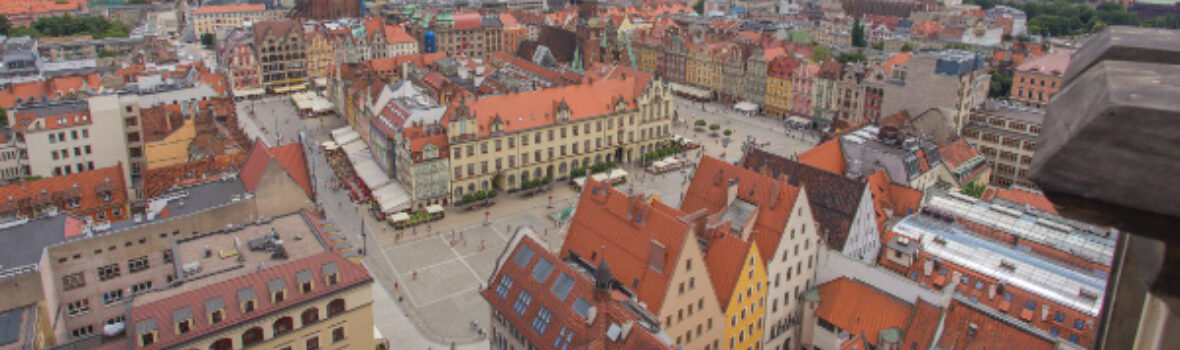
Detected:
left=735, top=101, right=758, bottom=112
left=426, top=204, right=444, bottom=214
left=332, top=127, right=360, bottom=145
left=314, top=77, right=328, bottom=87
left=787, top=115, right=811, bottom=126
left=373, top=182, right=410, bottom=213
left=233, top=88, right=265, bottom=97
left=607, top=169, right=628, bottom=181
left=591, top=173, right=609, bottom=183
left=573, top=176, right=587, bottom=188
left=354, top=160, right=390, bottom=190
left=272, top=84, right=308, bottom=94
left=390, top=212, right=410, bottom=222
left=669, top=82, right=712, bottom=99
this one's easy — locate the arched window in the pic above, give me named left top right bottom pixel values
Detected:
left=521, top=171, right=530, bottom=183
left=327, top=299, right=346, bottom=318
left=241, top=327, right=264, bottom=347
left=272, top=316, right=293, bottom=335
left=210, top=338, right=233, bottom=350
left=507, top=175, right=516, bottom=188
left=301, top=307, right=320, bottom=326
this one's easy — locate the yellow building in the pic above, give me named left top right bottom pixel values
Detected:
left=305, top=28, right=335, bottom=81
left=191, top=4, right=268, bottom=36
left=446, top=65, right=672, bottom=198
left=142, top=104, right=196, bottom=169
left=706, top=235, right=767, bottom=350
left=635, top=41, right=659, bottom=75
left=765, top=56, right=797, bottom=119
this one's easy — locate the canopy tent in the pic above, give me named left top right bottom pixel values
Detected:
left=669, top=82, right=713, bottom=100
left=573, top=176, right=587, bottom=189
left=321, top=141, right=339, bottom=151
left=354, top=160, right=391, bottom=190
left=272, top=84, right=308, bottom=94
left=292, top=93, right=315, bottom=110
left=312, top=98, right=334, bottom=113
left=786, top=115, right=812, bottom=127
left=426, top=204, right=444, bottom=214
left=331, top=127, right=360, bottom=145
left=373, top=182, right=410, bottom=214
left=607, top=169, right=628, bottom=182
left=591, top=173, right=609, bottom=183
left=233, top=88, right=265, bottom=98
left=390, top=212, right=411, bottom=223
left=735, top=101, right=758, bottom=113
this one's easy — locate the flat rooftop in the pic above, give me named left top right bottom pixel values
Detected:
left=133, top=213, right=327, bottom=305
left=0, top=215, right=76, bottom=271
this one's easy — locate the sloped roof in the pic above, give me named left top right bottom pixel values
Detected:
left=0, top=165, right=127, bottom=218
left=239, top=141, right=313, bottom=198
left=1016, top=49, right=1074, bottom=77
left=140, top=104, right=187, bottom=143
left=453, top=12, right=482, bottom=30
left=883, top=52, right=913, bottom=76
left=937, top=299, right=1056, bottom=350
left=982, top=187, right=1058, bottom=215
left=499, top=13, right=520, bottom=27
left=193, top=3, right=264, bottom=14
left=560, top=180, right=692, bottom=312
left=385, top=23, right=416, bottom=44
left=130, top=251, right=370, bottom=350
left=901, top=300, right=942, bottom=350
left=0, top=73, right=102, bottom=109
left=865, top=170, right=922, bottom=233
left=703, top=233, right=755, bottom=308
left=798, top=139, right=846, bottom=175
left=938, top=139, right=981, bottom=170
left=742, top=148, right=867, bottom=250
left=449, top=69, right=650, bottom=138
left=815, top=277, right=913, bottom=346
left=681, top=156, right=801, bottom=266
left=142, top=154, right=246, bottom=199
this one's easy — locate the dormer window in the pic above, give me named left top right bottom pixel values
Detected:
left=206, top=296, right=225, bottom=324
left=297, top=269, right=314, bottom=294
left=238, top=287, right=257, bottom=313
left=322, top=262, right=339, bottom=286
left=269, top=278, right=287, bottom=303
left=136, top=319, right=158, bottom=347
left=173, top=307, right=193, bottom=335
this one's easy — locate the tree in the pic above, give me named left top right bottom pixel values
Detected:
left=811, top=45, right=832, bottom=62
left=0, top=16, right=10, bottom=36
left=961, top=182, right=987, bottom=198
left=851, top=18, right=867, bottom=48
left=693, top=0, right=705, bottom=15
left=709, top=124, right=720, bottom=131
left=900, top=43, right=914, bottom=52
left=694, top=119, right=707, bottom=127
left=836, top=51, right=867, bottom=64
left=200, top=33, right=215, bottom=49
left=1144, top=15, right=1179, bottom=29
left=989, top=69, right=1012, bottom=99
left=871, top=41, right=884, bottom=50
left=0, top=108, right=7, bottom=128
left=723, top=129, right=733, bottom=137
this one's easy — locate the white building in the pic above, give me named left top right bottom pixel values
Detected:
left=13, top=98, right=131, bottom=187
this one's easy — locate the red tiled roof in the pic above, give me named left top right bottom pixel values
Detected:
left=0, top=73, right=102, bottom=109
left=449, top=69, right=651, bottom=139
left=131, top=250, right=371, bottom=350
left=703, top=233, right=755, bottom=308
left=239, top=141, right=313, bottom=198
left=815, top=277, right=913, bottom=346
left=1016, top=49, right=1074, bottom=77
left=938, top=139, right=980, bottom=170
left=385, top=23, right=415, bottom=44
left=937, top=300, right=1056, bottom=350
left=499, top=13, right=520, bottom=27
left=681, top=156, right=801, bottom=266
left=883, top=52, right=912, bottom=76
left=798, top=139, right=846, bottom=175
left=561, top=179, right=692, bottom=313
left=141, top=104, right=187, bottom=143
left=866, top=170, right=922, bottom=233
left=982, top=187, right=1058, bottom=215
left=0, top=0, right=84, bottom=17
left=453, top=12, right=482, bottom=30
left=901, top=300, right=942, bottom=350
left=0, top=165, right=127, bottom=221
left=482, top=234, right=674, bottom=350
left=142, top=154, right=246, bottom=198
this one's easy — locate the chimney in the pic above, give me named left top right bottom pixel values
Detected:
left=988, top=284, right=996, bottom=300
left=923, top=259, right=933, bottom=276
left=726, top=177, right=740, bottom=207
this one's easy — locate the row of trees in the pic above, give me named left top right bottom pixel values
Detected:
left=968, top=0, right=1176, bottom=36
left=7, top=15, right=130, bottom=39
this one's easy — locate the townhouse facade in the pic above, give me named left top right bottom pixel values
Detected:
left=255, top=20, right=308, bottom=93
left=962, top=100, right=1043, bottom=188
left=191, top=4, right=270, bottom=36
left=882, top=49, right=990, bottom=133
left=13, top=99, right=131, bottom=184
left=1011, top=49, right=1072, bottom=108
left=445, top=69, right=672, bottom=199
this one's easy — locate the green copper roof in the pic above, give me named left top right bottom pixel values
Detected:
left=804, top=288, right=821, bottom=302
left=879, top=328, right=902, bottom=343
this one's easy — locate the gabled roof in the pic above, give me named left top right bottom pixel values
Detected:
left=814, top=277, right=913, bottom=346
left=938, top=139, right=981, bottom=170
left=1015, top=49, right=1074, bottom=77
left=798, top=139, right=846, bottom=175
left=865, top=170, right=922, bottom=233
left=239, top=141, right=313, bottom=198
left=681, top=156, right=801, bottom=266
left=982, top=187, right=1058, bottom=215
left=742, top=148, right=867, bottom=250
left=901, top=300, right=942, bottom=350
left=703, top=233, right=755, bottom=308
left=385, top=23, right=416, bottom=44
left=561, top=180, right=692, bottom=313
left=140, top=104, right=187, bottom=143
left=883, top=52, right=913, bottom=76
left=937, top=299, right=1056, bottom=350
left=483, top=233, right=674, bottom=350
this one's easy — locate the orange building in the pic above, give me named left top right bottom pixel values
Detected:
left=1011, top=49, right=1073, bottom=107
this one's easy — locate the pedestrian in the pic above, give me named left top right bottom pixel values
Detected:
left=412, top=270, right=418, bottom=280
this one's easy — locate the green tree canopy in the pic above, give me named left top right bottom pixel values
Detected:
left=836, top=51, right=867, bottom=64
left=900, top=43, right=915, bottom=52
left=851, top=18, right=867, bottom=47
left=811, top=45, right=833, bottom=62
left=989, top=69, right=1013, bottom=99
left=9, top=15, right=130, bottom=39
left=693, top=0, right=705, bottom=14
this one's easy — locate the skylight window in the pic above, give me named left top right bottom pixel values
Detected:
left=551, top=273, right=574, bottom=300
left=532, top=259, right=554, bottom=282
left=514, top=244, right=535, bottom=267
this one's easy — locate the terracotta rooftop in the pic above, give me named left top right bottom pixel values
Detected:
left=482, top=232, right=674, bottom=350
left=1016, top=49, right=1074, bottom=77
left=814, top=277, right=913, bottom=347
left=0, top=73, right=102, bottom=109
left=0, top=165, right=127, bottom=221
left=981, top=187, right=1059, bottom=215
left=142, top=154, right=246, bottom=199
left=798, top=139, right=846, bottom=175
left=703, top=233, right=756, bottom=308
left=865, top=170, right=922, bottom=233
left=681, top=156, right=801, bottom=267
left=938, top=139, right=981, bottom=170
left=883, top=52, right=913, bottom=76
left=239, top=141, right=313, bottom=198
left=560, top=179, right=692, bottom=313
left=741, top=148, right=867, bottom=251
left=448, top=68, right=652, bottom=139
left=900, top=300, right=942, bottom=350
left=936, top=299, right=1057, bottom=350
left=140, top=104, right=187, bottom=143
left=0, top=0, right=84, bottom=16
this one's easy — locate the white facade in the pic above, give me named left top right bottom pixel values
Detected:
left=0, top=136, right=24, bottom=181
left=387, top=40, right=420, bottom=58
left=763, top=188, right=823, bottom=350
left=839, top=186, right=881, bottom=264
left=20, top=98, right=129, bottom=183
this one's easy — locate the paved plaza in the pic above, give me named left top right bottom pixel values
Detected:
left=250, top=94, right=819, bottom=348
